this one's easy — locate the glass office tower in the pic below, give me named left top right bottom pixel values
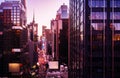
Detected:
left=69, top=0, right=120, bottom=78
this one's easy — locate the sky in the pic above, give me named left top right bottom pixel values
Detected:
left=27, top=0, right=69, bottom=36
left=0, top=0, right=69, bottom=36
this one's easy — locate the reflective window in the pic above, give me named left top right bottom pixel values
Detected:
left=113, top=23, right=120, bottom=30
left=89, top=0, right=106, bottom=7
left=80, top=12, right=83, bottom=22
left=80, top=2, right=83, bottom=12
left=17, top=7, right=20, bottom=9
left=91, top=23, right=105, bottom=30
left=91, top=12, right=106, bottom=20
left=80, top=23, right=83, bottom=32
left=77, top=2, right=79, bottom=10
left=77, top=17, right=79, bottom=25
left=14, top=10, right=16, bottom=12
left=14, top=21, right=16, bottom=24
left=13, top=7, right=16, bottom=10
left=11, top=18, right=13, bottom=21
left=110, top=0, right=120, bottom=7
left=110, top=12, right=120, bottom=19
left=17, top=18, right=20, bottom=20
left=80, top=34, right=83, bottom=41
left=62, top=10, right=67, bottom=18
left=17, top=9, right=20, bottom=12
left=17, top=21, right=20, bottom=23
left=17, top=13, right=20, bottom=15
left=17, top=16, right=20, bottom=18
left=114, top=34, right=120, bottom=41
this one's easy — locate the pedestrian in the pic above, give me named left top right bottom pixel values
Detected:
left=45, top=62, right=49, bottom=72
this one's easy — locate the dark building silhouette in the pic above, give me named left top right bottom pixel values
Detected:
left=0, top=10, right=4, bottom=76
left=51, top=4, right=69, bottom=65
left=0, top=0, right=27, bottom=76
left=69, top=0, right=120, bottom=78
left=59, top=19, right=68, bottom=65
left=44, top=29, right=52, bottom=55
left=27, top=13, right=38, bottom=67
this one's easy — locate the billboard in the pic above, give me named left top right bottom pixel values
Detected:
left=48, top=61, right=59, bottom=69
left=9, top=63, right=21, bottom=73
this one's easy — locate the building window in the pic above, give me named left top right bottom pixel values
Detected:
left=91, top=23, right=105, bottom=30
left=80, top=23, right=83, bottom=32
left=113, top=23, right=120, bottom=30
left=91, top=12, right=106, bottom=20
left=110, top=0, right=120, bottom=7
left=80, top=2, right=83, bottom=12
left=89, top=0, right=106, bottom=7
left=80, top=12, right=83, bottom=23
left=80, top=34, right=83, bottom=41
left=114, top=34, right=120, bottom=41
left=110, top=12, right=120, bottom=20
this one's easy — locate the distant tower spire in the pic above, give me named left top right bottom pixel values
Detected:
left=33, top=10, right=35, bottom=23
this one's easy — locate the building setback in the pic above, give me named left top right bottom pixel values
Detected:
left=69, top=0, right=120, bottom=78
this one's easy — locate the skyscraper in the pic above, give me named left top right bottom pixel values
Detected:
left=51, top=4, right=69, bottom=65
left=69, top=0, right=120, bottom=78
left=0, top=0, right=27, bottom=76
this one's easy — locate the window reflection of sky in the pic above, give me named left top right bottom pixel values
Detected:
left=92, top=23, right=104, bottom=30
left=110, top=1, right=120, bottom=7
left=110, top=12, right=120, bottom=19
left=113, top=23, right=120, bottom=30
left=91, top=23, right=120, bottom=31
left=89, top=1, right=120, bottom=30
left=88, top=0, right=106, bottom=7
left=91, top=12, right=106, bottom=20
left=89, top=0, right=120, bottom=7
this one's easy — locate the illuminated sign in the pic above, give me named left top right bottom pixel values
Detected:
left=12, top=26, right=23, bottom=30
left=12, top=48, right=21, bottom=52
left=48, top=61, right=59, bottom=69
left=0, top=32, right=3, bottom=35
left=9, top=63, right=21, bottom=73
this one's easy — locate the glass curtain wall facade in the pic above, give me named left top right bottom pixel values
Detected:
left=69, top=0, right=120, bottom=78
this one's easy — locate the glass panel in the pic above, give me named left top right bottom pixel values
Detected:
left=14, top=10, right=16, bottom=12
left=113, top=23, right=120, bottom=30
left=17, top=7, right=20, bottom=9
left=110, top=0, right=120, bottom=7
left=14, top=21, right=16, bottom=24
left=80, top=12, right=83, bottom=22
left=17, top=21, right=20, bottom=23
left=91, top=12, right=106, bottom=20
left=17, top=16, right=20, bottom=18
left=114, top=34, right=120, bottom=41
left=91, top=23, right=105, bottom=30
left=89, top=0, right=106, bottom=7
left=13, top=7, right=16, bottom=10
left=110, top=12, right=120, bottom=19
left=17, top=12, right=20, bottom=15
left=17, top=18, right=20, bottom=21
left=17, top=10, right=20, bottom=12
left=77, top=17, right=79, bottom=25
left=80, top=23, right=83, bottom=32
left=80, top=2, right=83, bottom=12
